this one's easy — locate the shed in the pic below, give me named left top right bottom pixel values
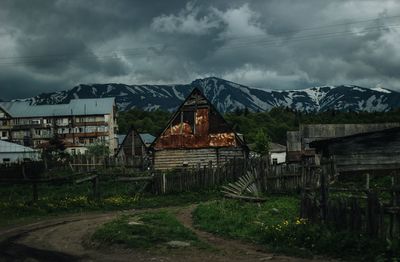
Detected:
left=115, top=127, right=150, bottom=168
left=151, top=88, right=248, bottom=170
left=310, top=127, right=400, bottom=173
left=269, top=142, right=286, bottom=164
left=0, top=140, right=41, bottom=164
left=286, top=123, right=400, bottom=163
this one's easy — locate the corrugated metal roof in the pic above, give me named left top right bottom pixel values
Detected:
left=139, top=133, right=155, bottom=144
left=0, top=98, right=115, bottom=117
left=0, top=140, right=37, bottom=153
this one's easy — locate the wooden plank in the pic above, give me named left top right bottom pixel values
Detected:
left=116, top=176, right=154, bottom=182
left=75, top=175, right=98, bottom=184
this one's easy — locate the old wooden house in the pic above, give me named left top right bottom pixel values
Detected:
left=151, top=88, right=248, bottom=170
left=115, top=127, right=153, bottom=168
left=310, top=127, right=400, bottom=173
left=286, top=123, right=400, bottom=163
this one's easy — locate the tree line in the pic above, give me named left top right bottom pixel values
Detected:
left=117, top=107, right=400, bottom=145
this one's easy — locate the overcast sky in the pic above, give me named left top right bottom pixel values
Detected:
left=1, top=0, right=400, bottom=100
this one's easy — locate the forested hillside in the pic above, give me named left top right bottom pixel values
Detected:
left=117, top=107, right=400, bottom=145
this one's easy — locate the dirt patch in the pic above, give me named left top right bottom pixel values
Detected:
left=0, top=206, right=336, bottom=262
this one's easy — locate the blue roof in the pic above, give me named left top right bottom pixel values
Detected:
left=117, top=134, right=126, bottom=145
left=139, top=133, right=155, bottom=144
left=0, top=98, right=115, bottom=117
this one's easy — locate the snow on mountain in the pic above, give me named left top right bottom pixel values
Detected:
left=13, top=77, right=400, bottom=113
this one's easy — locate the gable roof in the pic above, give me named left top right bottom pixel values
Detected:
left=0, top=98, right=115, bottom=118
left=269, top=142, right=286, bottom=153
left=139, top=133, right=155, bottom=144
left=151, top=87, right=247, bottom=150
left=0, top=140, right=37, bottom=153
left=115, top=126, right=148, bottom=156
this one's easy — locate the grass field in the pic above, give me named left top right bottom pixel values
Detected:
left=192, top=198, right=397, bottom=261
left=0, top=178, right=220, bottom=228
left=92, top=211, right=207, bottom=249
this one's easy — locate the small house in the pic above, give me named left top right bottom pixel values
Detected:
left=269, top=142, right=286, bottom=164
left=0, top=140, right=41, bottom=164
left=115, top=127, right=153, bottom=168
left=151, top=88, right=248, bottom=170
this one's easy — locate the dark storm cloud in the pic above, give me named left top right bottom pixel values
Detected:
left=1, top=0, right=400, bottom=100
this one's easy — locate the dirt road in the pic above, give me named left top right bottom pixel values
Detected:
left=0, top=207, right=334, bottom=262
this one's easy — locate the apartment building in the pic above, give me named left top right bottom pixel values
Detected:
left=0, top=98, right=118, bottom=155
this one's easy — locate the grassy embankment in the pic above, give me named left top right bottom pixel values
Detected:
left=193, top=197, right=398, bottom=261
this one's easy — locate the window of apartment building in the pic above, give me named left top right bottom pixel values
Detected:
left=35, top=129, right=41, bottom=136
left=31, top=119, right=41, bottom=125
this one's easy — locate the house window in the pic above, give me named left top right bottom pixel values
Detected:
left=182, top=111, right=195, bottom=134
left=272, top=158, right=278, bottom=165
left=1, top=131, right=7, bottom=137
left=3, top=158, right=10, bottom=163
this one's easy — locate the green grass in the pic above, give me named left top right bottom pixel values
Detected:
left=0, top=178, right=221, bottom=228
left=193, top=198, right=399, bottom=261
left=92, top=211, right=205, bottom=249
left=193, top=196, right=299, bottom=242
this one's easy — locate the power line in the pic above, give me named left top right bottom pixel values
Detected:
left=0, top=15, right=398, bottom=67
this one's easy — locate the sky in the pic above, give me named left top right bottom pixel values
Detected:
left=1, top=0, right=400, bottom=100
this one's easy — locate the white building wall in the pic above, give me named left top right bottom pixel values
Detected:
left=0, top=151, right=41, bottom=163
left=270, top=152, right=286, bottom=164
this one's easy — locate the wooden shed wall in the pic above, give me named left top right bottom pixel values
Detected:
left=320, top=128, right=400, bottom=172
left=153, top=147, right=245, bottom=170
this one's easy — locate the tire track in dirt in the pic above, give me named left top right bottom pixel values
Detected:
left=0, top=206, right=336, bottom=262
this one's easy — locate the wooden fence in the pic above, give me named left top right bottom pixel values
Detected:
left=300, top=169, right=400, bottom=240
left=150, top=158, right=324, bottom=194
left=0, top=157, right=327, bottom=197
left=0, top=161, right=45, bottom=179
left=151, top=159, right=246, bottom=194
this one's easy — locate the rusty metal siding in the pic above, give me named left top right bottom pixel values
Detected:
left=154, top=90, right=243, bottom=150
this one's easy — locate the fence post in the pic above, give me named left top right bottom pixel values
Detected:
left=92, top=175, right=99, bottom=200
left=319, top=167, right=328, bottom=222
left=162, top=173, right=166, bottom=194
left=367, top=191, right=379, bottom=237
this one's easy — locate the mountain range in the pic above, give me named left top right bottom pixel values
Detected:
left=12, top=77, right=400, bottom=113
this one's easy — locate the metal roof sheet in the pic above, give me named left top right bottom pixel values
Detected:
left=139, top=133, right=155, bottom=144
left=0, top=140, right=37, bottom=153
left=0, top=98, right=115, bottom=118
